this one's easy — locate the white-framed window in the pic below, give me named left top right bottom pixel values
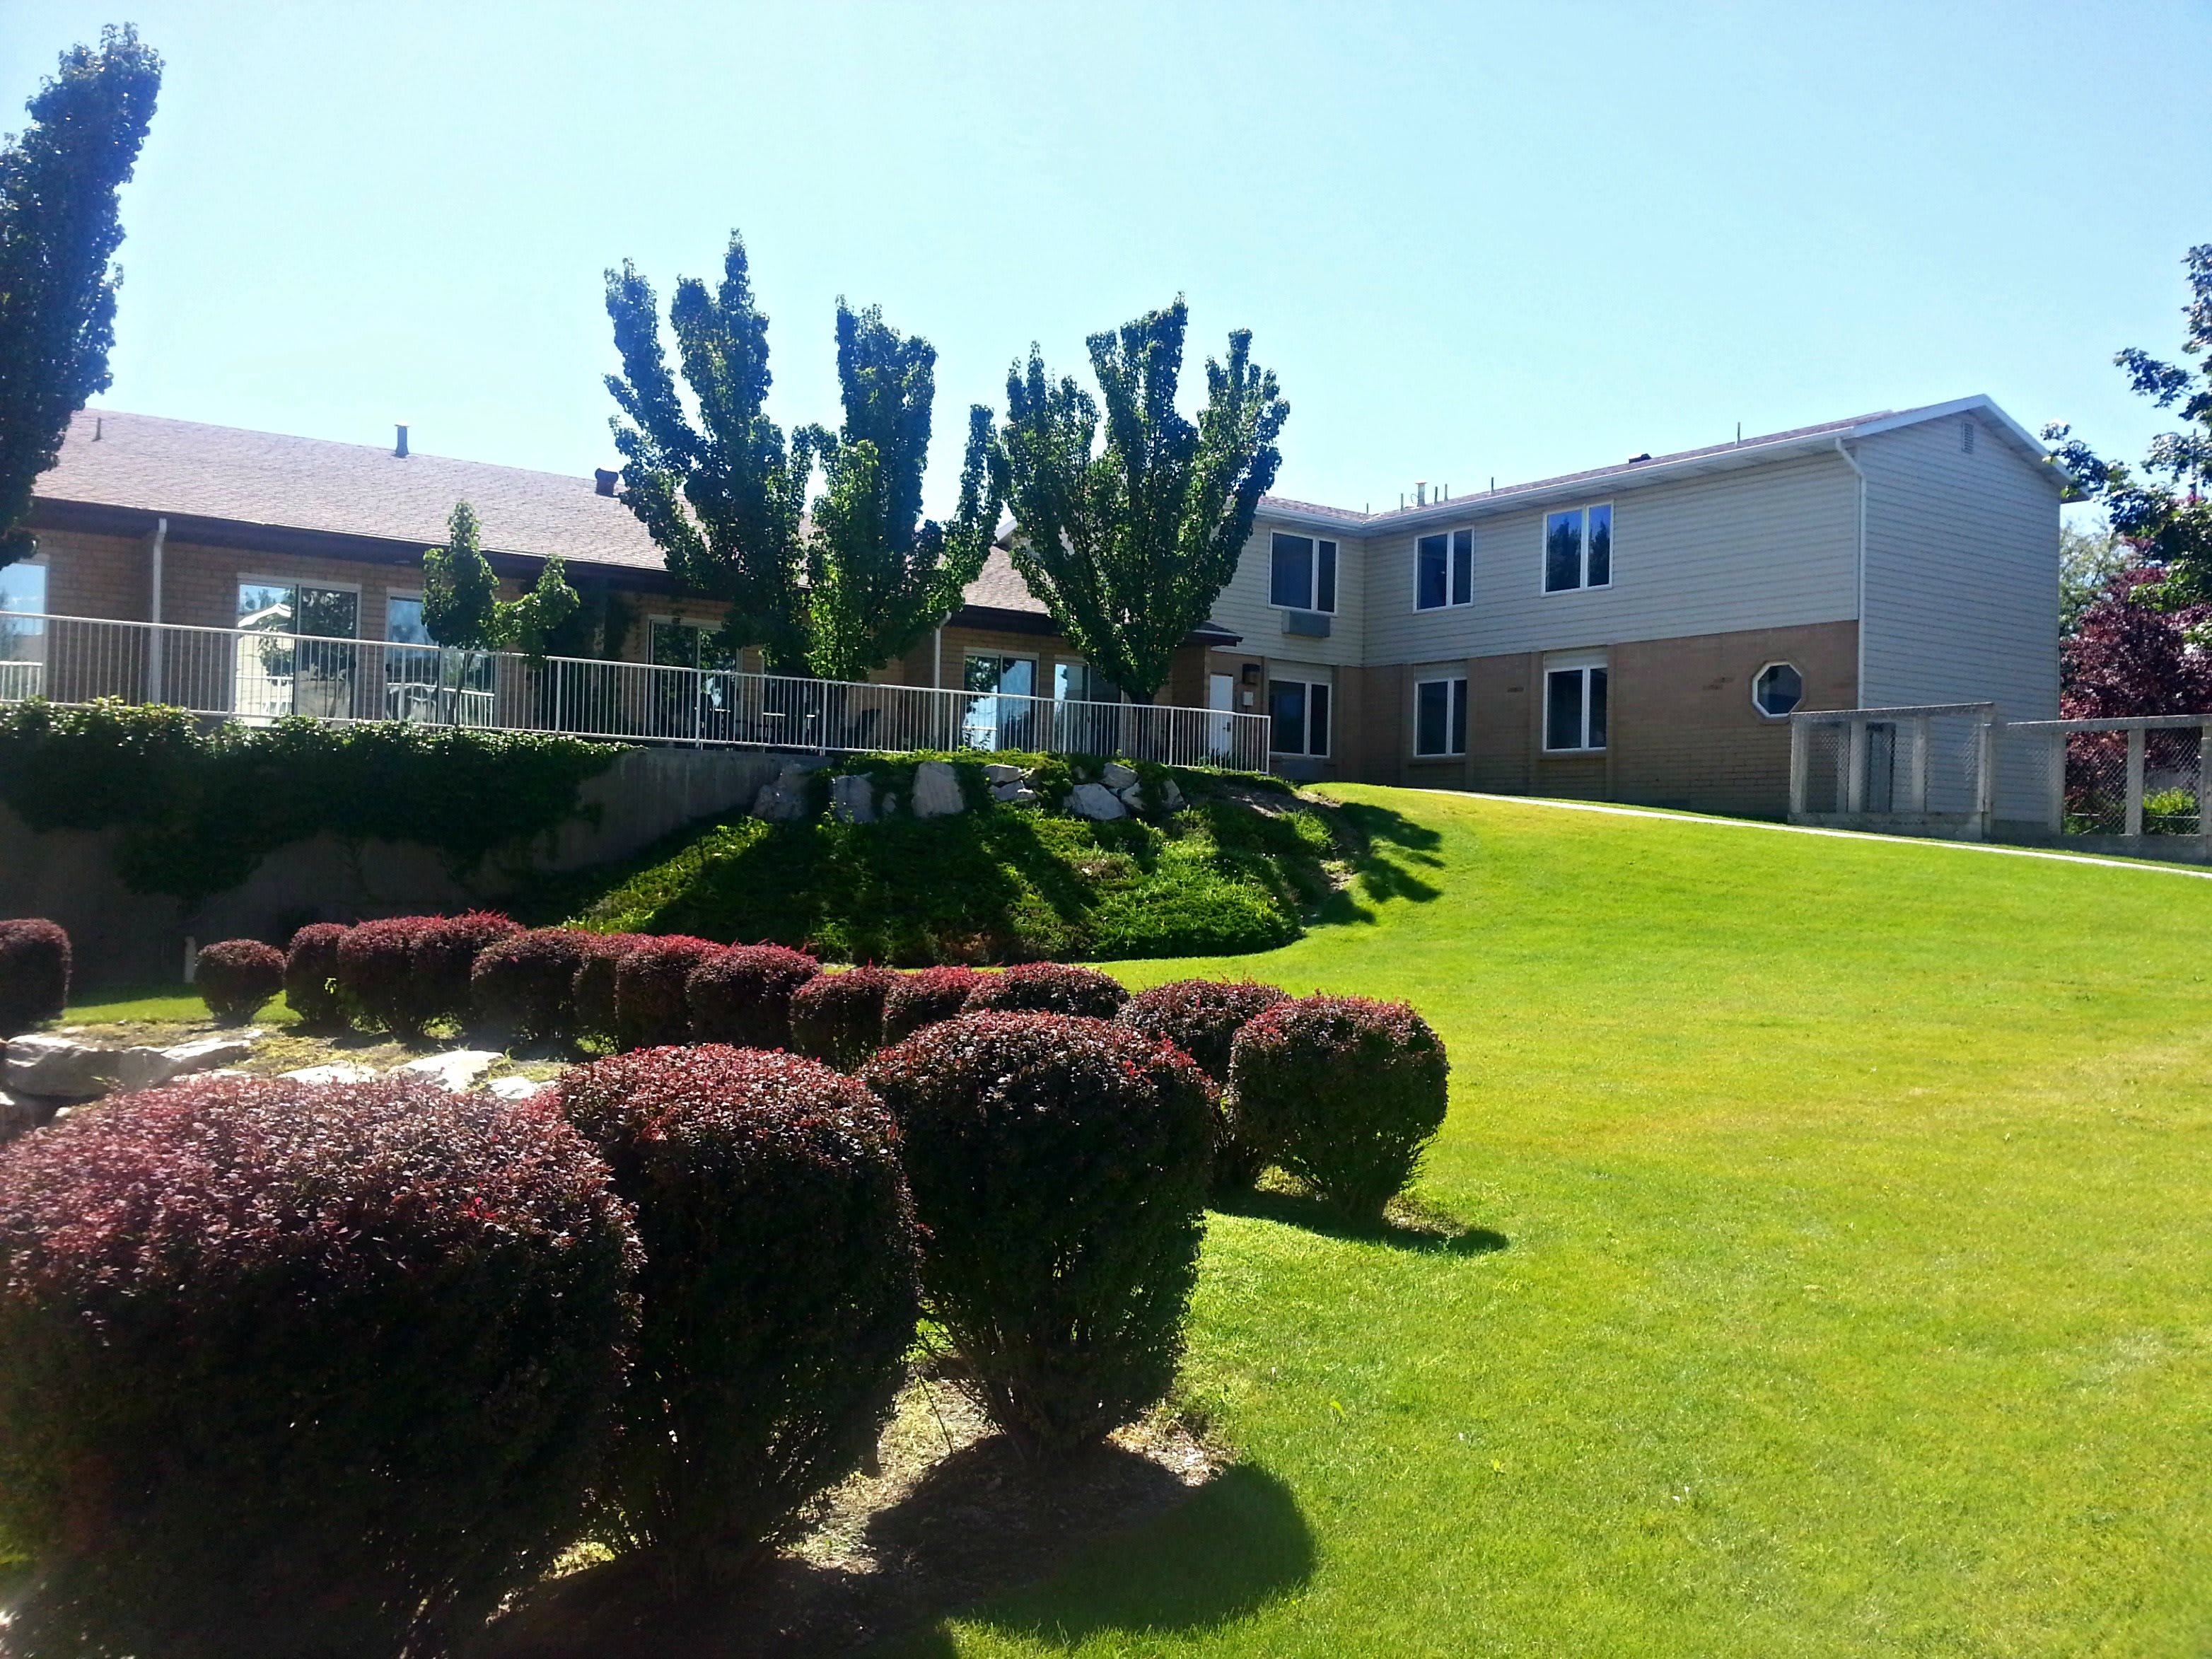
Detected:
left=1415, top=528, right=1474, bottom=611
left=1543, top=656, right=1607, bottom=752
left=1054, top=660, right=1114, bottom=702
left=0, top=559, right=47, bottom=686
left=0, top=560, right=47, bottom=618
left=1269, top=677, right=1331, bottom=756
left=238, top=576, right=360, bottom=640
left=384, top=590, right=429, bottom=646
left=1542, top=502, right=1612, bottom=593
left=1269, top=532, right=1338, bottom=613
left=1752, top=661, right=1803, bottom=718
left=1414, top=676, right=1467, bottom=757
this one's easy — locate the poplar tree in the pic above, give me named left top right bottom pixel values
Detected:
left=999, top=299, right=1288, bottom=702
left=421, top=501, right=578, bottom=660
left=0, top=25, right=162, bottom=568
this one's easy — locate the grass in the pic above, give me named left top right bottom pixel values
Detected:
left=885, top=786, right=2212, bottom=1658
left=57, top=984, right=301, bottom=1028
left=523, top=756, right=1352, bottom=965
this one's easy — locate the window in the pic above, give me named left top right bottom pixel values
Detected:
left=1415, top=528, right=1474, bottom=610
left=1269, top=677, right=1331, bottom=756
left=963, top=653, right=1037, bottom=750
left=238, top=579, right=358, bottom=640
left=0, top=561, right=45, bottom=689
left=235, top=578, right=360, bottom=721
left=0, top=561, right=46, bottom=617
left=1269, top=533, right=1337, bottom=613
left=1753, top=661, right=1803, bottom=718
left=1054, top=661, right=1114, bottom=702
left=1414, top=677, right=1467, bottom=757
left=1544, top=665, right=1607, bottom=752
left=1542, top=503, right=1612, bottom=593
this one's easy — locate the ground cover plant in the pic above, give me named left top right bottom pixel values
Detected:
left=555, top=1047, right=919, bottom=1586
left=863, top=1012, right=1215, bottom=1459
left=0, top=1073, right=638, bottom=1659
left=869, top=786, right=2212, bottom=1659
left=531, top=756, right=1347, bottom=963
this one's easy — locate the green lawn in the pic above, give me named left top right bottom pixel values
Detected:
left=897, top=786, right=2212, bottom=1658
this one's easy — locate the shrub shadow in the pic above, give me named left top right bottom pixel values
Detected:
left=1213, top=1185, right=1508, bottom=1257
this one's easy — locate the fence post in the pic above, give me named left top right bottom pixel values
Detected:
left=1910, top=716, right=1931, bottom=813
left=2048, top=730, right=2066, bottom=835
left=2199, top=723, right=2211, bottom=856
left=2125, top=726, right=2146, bottom=838
left=1972, top=717, right=1996, bottom=841
left=1788, top=718, right=1808, bottom=817
left=1845, top=718, right=1867, bottom=815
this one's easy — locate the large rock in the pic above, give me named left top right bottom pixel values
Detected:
left=982, top=763, right=1025, bottom=785
left=4, top=1030, right=262, bottom=1100
left=390, top=1050, right=501, bottom=1093
left=1068, top=782, right=1128, bottom=822
left=993, top=782, right=1039, bottom=805
left=829, top=774, right=878, bottom=824
left=1101, top=761, right=1139, bottom=789
left=752, top=764, right=817, bottom=822
left=280, top=1061, right=381, bottom=1086
left=1159, top=777, right=1185, bottom=811
left=486, top=1074, right=549, bottom=1101
left=912, top=760, right=965, bottom=818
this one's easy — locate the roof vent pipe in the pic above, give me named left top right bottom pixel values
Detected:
left=593, top=468, right=619, bottom=497
left=394, top=424, right=409, bottom=458
left=1415, top=480, right=1427, bottom=507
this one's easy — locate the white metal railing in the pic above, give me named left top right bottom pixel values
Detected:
left=0, top=612, right=1270, bottom=770
left=1790, top=702, right=2212, bottom=851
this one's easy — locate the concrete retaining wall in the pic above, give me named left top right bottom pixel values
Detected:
left=0, top=747, right=808, bottom=988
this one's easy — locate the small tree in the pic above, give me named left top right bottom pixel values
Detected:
left=999, top=298, right=1288, bottom=701
left=0, top=26, right=162, bottom=569
left=421, top=500, right=579, bottom=663
left=603, top=233, right=1002, bottom=677
left=2045, top=243, right=2212, bottom=605
left=2061, top=566, right=2212, bottom=719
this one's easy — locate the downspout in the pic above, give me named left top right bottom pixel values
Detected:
left=146, top=516, right=168, bottom=703
left=1833, top=439, right=1865, bottom=705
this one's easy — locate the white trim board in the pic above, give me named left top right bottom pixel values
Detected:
left=1411, top=791, right=2212, bottom=881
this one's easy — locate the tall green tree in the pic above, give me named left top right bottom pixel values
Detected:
left=999, top=298, right=1288, bottom=702
left=2045, top=243, right=2212, bottom=605
left=422, top=501, right=579, bottom=660
left=603, top=233, right=1001, bottom=677
left=0, top=25, right=161, bottom=568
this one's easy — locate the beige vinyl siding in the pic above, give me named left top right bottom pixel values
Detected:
left=1856, top=416, right=2061, bottom=719
left=1363, top=451, right=1860, bottom=663
left=1204, top=514, right=1369, bottom=669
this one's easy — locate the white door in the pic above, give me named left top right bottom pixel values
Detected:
left=1208, top=673, right=1234, bottom=760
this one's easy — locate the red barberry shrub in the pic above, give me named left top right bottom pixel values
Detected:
left=685, top=943, right=820, bottom=1049
left=789, top=966, right=898, bottom=1070
left=1228, top=995, right=1450, bottom=1221
left=0, top=918, right=70, bottom=1037
left=472, top=928, right=593, bottom=1046
left=962, top=960, right=1129, bottom=1020
left=881, top=965, right=982, bottom=1043
left=416, top=909, right=520, bottom=1029
left=336, top=913, right=518, bottom=1038
left=282, top=922, right=349, bottom=1028
left=1117, top=979, right=1291, bottom=1189
left=862, top=1013, right=1213, bottom=1458
left=612, top=936, right=723, bottom=1051
left=193, top=939, right=285, bottom=1025
left=555, top=1046, right=917, bottom=1581
left=0, top=1074, right=639, bottom=1659
left=570, top=931, right=651, bottom=1042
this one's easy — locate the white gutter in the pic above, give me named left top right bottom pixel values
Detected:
left=1833, top=439, right=1866, bottom=704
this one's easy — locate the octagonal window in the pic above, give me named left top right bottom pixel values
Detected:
left=1753, top=661, right=1803, bottom=718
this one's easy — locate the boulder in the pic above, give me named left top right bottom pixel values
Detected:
left=829, top=774, right=878, bottom=824
left=1101, top=761, right=1139, bottom=790
left=485, top=1074, right=549, bottom=1101
left=752, top=764, right=817, bottom=822
left=992, top=781, right=1038, bottom=805
left=4, top=1030, right=261, bottom=1100
left=1160, top=777, right=1185, bottom=811
left=912, top=760, right=965, bottom=818
left=280, top=1061, right=380, bottom=1086
left=1068, top=782, right=1128, bottom=822
left=0, top=1089, right=35, bottom=1146
left=1116, top=784, right=1147, bottom=810
left=390, top=1049, right=501, bottom=1093
left=983, top=763, right=1025, bottom=785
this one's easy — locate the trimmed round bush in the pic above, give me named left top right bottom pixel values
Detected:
left=1228, top=995, right=1450, bottom=1221
left=881, top=965, right=982, bottom=1044
left=417, top=909, right=520, bottom=1028
left=193, top=938, right=285, bottom=1025
left=337, top=912, right=519, bottom=1038
left=962, top=960, right=1129, bottom=1020
left=0, top=1074, right=639, bottom=1659
left=472, top=927, right=593, bottom=1045
left=789, top=966, right=897, bottom=1071
left=1117, top=979, right=1291, bottom=1189
left=862, top=1012, right=1213, bottom=1458
left=570, top=931, right=651, bottom=1042
left=0, top=918, right=70, bottom=1037
left=686, top=943, right=820, bottom=1049
left=613, top=936, right=723, bottom=1051
left=556, top=1046, right=918, bottom=1583
left=282, top=922, right=348, bottom=1028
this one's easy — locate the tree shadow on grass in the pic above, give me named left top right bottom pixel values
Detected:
left=1213, top=1185, right=1508, bottom=1257
left=1314, top=801, right=1445, bottom=923
left=883, top=1462, right=1314, bottom=1655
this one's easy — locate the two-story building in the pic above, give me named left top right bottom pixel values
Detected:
left=5, top=395, right=2061, bottom=818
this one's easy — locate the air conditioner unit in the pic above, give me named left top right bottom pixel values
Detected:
left=1283, top=610, right=1331, bottom=638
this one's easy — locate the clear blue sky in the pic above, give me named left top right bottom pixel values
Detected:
left=6, top=1, right=2208, bottom=520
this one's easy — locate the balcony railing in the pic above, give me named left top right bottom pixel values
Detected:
left=0, top=612, right=1270, bottom=771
